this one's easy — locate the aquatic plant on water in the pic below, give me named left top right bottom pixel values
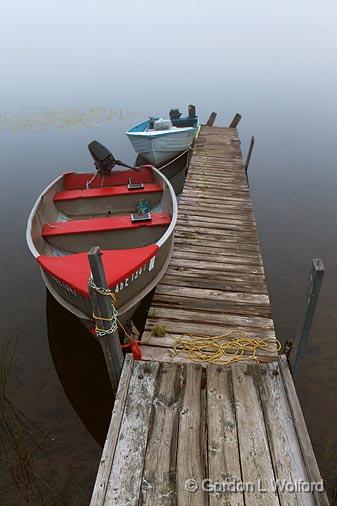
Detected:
left=0, top=339, right=73, bottom=505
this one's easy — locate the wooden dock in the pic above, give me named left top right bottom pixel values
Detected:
left=141, top=126, right=277, bottom=363
left=90, top=126, right=328, bottom=505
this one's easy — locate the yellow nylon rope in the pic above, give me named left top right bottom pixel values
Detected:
left=92, top=291, right=117, bottom=333
left=171, top=330, right=282, bottom=364
left=93, top=289, right=281, bottom=360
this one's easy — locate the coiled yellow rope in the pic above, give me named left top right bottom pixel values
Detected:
left=171, top=330, right=281, bottom=364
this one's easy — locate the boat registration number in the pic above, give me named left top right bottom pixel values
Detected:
left=114, top=256, right=156, bottom=294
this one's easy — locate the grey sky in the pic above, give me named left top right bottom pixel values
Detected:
left=1, top=0, right=337, bottom=112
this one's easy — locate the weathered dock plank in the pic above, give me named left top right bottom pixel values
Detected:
left=141, top=363, right=182, bottom=504
left=207, top=366, right=244, bottom=505
left=104, top=360, right=159, bottom=505
left=176, top=364, right=208, bottom=505
left=90, top=355, right=134, bottom=505
left=232, top=363, right=280, bottom=506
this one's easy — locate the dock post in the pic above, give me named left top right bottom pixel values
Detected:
left=188, top=104, right=196, bottom=119
left=88, top=246, right=124, bottom=392
left=206, top=112, right=217, bottom=126
left=245, top=136, right=255, bottom=174
left=290, top=259, right=325, bottom=377
left=229, top=113, right=242, bottom=128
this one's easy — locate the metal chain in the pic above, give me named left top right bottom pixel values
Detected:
left=95, top=320, right=118, bottom=337
left=89, top=278, right=118, bottom=336
left=89, top=278, right=113, bottom=296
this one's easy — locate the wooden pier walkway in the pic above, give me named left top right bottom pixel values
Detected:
left=91, top=126, right=328, bottom=505
left=141, top=126, right=277, bottom=363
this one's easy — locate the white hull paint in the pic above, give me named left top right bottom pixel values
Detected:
left=127, top=128, right=197, bottom=166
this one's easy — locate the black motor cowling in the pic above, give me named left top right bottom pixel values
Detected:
left=169, top=108, right=182, bottom=120
left=88, top=140, right=140, bottom=174
left=88, top=140, right=116, bottom=175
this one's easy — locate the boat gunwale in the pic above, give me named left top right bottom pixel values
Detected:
left=26, top=174, right=64, bottom=258
left=127, top=117, right=199, bottom=138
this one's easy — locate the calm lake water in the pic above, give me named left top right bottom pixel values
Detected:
left=1, top=0, right=337, bottom=503
left=0, top=102, right=336, bottom=504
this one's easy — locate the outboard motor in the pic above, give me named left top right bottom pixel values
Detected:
left=88, top=140, right=139, bottom=174
left=88, top=140, right=116, bottom=176
left=169, top=108, right=182, bottom=120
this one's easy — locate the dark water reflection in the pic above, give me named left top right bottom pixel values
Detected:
left=46, top=291, right=114, bottom=448
left=0, top=106, right=336, bottom=503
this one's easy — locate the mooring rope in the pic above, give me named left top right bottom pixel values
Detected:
left=156, top=147, right=191, bottom=171
left=171, top=331, right=281, bottom=364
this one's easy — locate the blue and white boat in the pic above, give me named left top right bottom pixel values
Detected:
left=126, top=106, right=199, bottom=167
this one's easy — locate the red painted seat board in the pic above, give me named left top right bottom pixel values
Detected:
left=63, top=166, right=154, bottom=190
left=54, top=183, right=163, bottom=202
left=42, top=212, right=171, bottom=238
left=38, top=245, right=159, bottom=298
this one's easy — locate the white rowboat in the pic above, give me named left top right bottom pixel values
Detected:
left=127, top=106, right=199, bottom=166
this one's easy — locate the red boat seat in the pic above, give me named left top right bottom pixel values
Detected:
left=63, top=166, right=155, bottom=190
left=38, top=245, right=159, bottom=298
left=54, top=183, right=163, bottom=203
left=42, top=212, right=171, bottom=238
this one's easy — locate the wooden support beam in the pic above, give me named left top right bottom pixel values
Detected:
left=245, top=136, right=255, bottom=174
left=290, top=259, right=325, bottom=377
left=206, top=112, right=217, bottom=126
left=229, top=113, right=241, bottom=128
left=88, top=246, right=124, bottom=392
